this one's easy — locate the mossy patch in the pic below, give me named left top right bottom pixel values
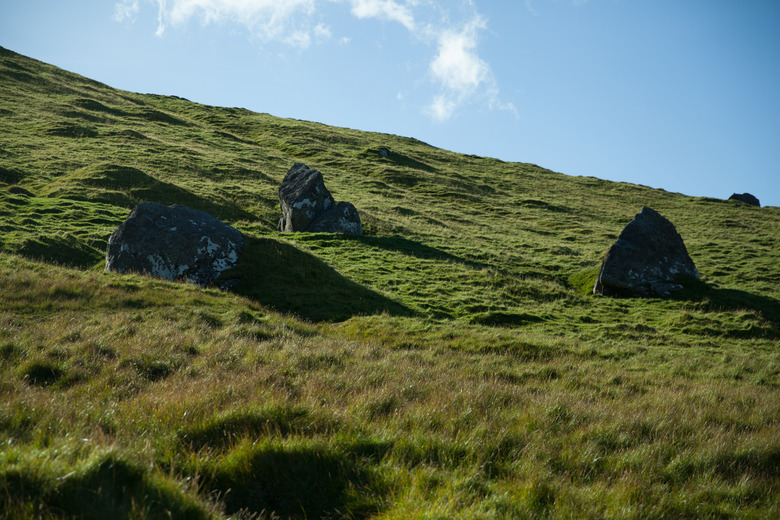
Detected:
left=568, top=265, right=601, bottom=295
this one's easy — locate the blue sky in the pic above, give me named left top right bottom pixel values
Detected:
left=2, top=0, right=778, bottom=206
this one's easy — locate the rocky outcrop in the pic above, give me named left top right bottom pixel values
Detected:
left=105, top=201, right=243, bottom=286
left=728, top=193, right=760, bottom=207
left=593, top=206, right=698, bottom=297
left=278, top=163, right=362, bottom=235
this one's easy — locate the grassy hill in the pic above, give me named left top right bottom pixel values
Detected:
left=1, top=45, right=778, bottom=519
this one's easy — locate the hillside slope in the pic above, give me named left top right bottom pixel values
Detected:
left=1, top=46, right=779, bottom=519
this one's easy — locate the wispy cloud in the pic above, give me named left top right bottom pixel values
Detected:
left=114, top=0, right=140, bottom=23
left=153, top=0, right=318, bottom=45
left=118, top=0, right=510, bottom=120
left=346, top=0, right=415, bottom=31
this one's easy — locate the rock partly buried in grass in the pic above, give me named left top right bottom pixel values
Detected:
left=106, top=201, right=243, bottom=287
left=728, top=192, right=760, bottom=207
left=278, top=163, right=362, bottom=235
left=594, top=206, right=699, bottom=297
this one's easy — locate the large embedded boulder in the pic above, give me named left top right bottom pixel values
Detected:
left=728, top=193, right=760, bottom=207
left=278, top=163, right=362, bottom=235
left=105, top=201, right=243, bottom=286
left=593, top=206, right=698, bottom=297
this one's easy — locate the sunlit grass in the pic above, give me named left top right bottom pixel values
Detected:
left=1, top=45, right=779, bottom=518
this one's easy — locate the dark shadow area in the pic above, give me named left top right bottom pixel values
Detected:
left=0, top=166, right=24, bottom=184
left=206, top=443, right=389, bottom=520
left=17, top=235, right=103, bottom=269
left=364, top=147, right=436, bottom=172
left=132, top=107, right=191, bottom=126
left=518, top=199, right=573, bottom=214
left=44, top=163, right=255, bottom=222
left=223, top=236, right=413, bottom=322
left=179, top=405, right=340, bottom=451
left=671, top=277, right=780, bottom=339
left=297, top=233, right=489, bottom=270
left=71, top=97, right=128, bottom=117
left=470, top=311, right=545, bottom=327
left=1, top=454, right=212, bottom=520
left=360, top=234, right=490, bottom=269
left=41, top=121, right=98, bottom=138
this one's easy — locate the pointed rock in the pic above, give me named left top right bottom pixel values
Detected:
left=277, top=163, right=362, bottom=235
left=278, top=163, right=335, bottom=232
left=594, top=206, right=698, bottom=297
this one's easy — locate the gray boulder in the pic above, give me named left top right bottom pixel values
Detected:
left=594, top=206, right=698, bottom=297
left=105, top=201, right=243, bottom=286
left=728, top=193, right=760, bottom=207
left=309, top=201, right=363, bottom=234
left=278, top=163, right=362, bottom=235
left=278, top=163, right=335, bottom=232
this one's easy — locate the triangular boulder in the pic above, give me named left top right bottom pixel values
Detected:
left=594, top=206, right=698, bottom=297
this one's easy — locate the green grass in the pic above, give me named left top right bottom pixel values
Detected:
left=1, top=45, right=779, bottom=518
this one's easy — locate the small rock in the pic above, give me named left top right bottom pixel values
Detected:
left=105, top=202, right=243, bottom=286
left=308, top=201, right=363, bottom=235
left=728, top=193, right=760, bottom=207
left=594, top=206, right=698, bottom=297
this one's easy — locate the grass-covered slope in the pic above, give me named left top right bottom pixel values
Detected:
left=1, top=46, right=779, bottom=518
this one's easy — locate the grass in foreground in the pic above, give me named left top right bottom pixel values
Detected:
left=1, top=254, right=778, bottom=519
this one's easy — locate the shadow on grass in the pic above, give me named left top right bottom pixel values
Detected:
left=470, top=311, right=545, bottom=327
left=44, top=163, right=256, bottom=223
left=179, top=405, right=340, bottom=451
left=206, top=442, right=389, bottom=520
left=0, top=453, right=212, bottom=520
left=16, top=235, right=103, bottom=269
left=673, top=277, right=780, bottom=338
left=296, top=233, right=488, bottom=269
left=224, top=236, right=413, bottom=322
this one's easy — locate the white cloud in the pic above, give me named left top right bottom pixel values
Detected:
left=314, top=23, right=332, bottom=40
left=427, top=94, right=457, bottom=121
left=151, top=0, right=316, bottom=42
left=346, top=0, right=415, bottom=31
left=425, top=14, right=503, bottom=121
left=114, top=0, right=140, bottom=22
left=119, top=0, right=510, bottom=120
left=431, top=28, right=489, bottom=93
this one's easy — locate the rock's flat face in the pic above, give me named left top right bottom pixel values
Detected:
left=278, top=163, right=335, bottom=232
left=105, top=202, right=243, bottom=286
left=594, top=206, right=698, bottom=297
left=277, top=163, right=362, bottom=235
left=728, top=193, right=760, bottom=207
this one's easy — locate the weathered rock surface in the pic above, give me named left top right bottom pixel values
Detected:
left=308, top=201, right=363, bottom=234
left=278, top=163, right=335, bottom=232
left=728, top=193, right=760, bottom=207
left=105, top=201, right=243, bottom=286
left=278, top=163, right=362, bottom=235
left=593, top=206, right=698, bottom=297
